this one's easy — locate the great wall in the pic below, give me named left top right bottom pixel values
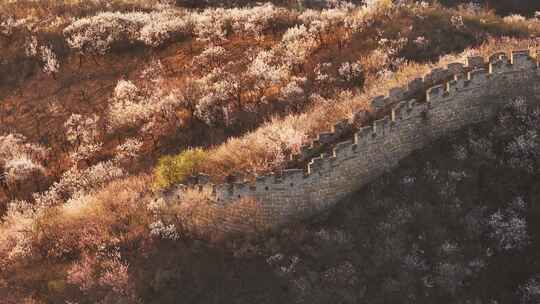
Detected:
left=162, top=49, right=540, bottom=233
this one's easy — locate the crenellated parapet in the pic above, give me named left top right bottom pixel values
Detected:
left=293, top=57, right=469, bottom=163
left=164, top=49, right=540, bottom=232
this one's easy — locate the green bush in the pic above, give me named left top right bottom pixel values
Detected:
left=154, top=148, right=207, bottom=190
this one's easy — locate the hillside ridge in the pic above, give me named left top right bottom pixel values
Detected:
left=162, top=48, right=540, bottom=232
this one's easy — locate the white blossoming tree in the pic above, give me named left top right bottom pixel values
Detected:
left=0, top=134, right=49, bottom=199
left=488, top=197, right=530, bottom=251
left=64, top=114, right=102, bottom=166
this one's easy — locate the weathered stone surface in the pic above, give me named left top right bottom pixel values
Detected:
left=164, top=50, right=540, bottom=233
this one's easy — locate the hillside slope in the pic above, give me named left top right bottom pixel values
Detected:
left=5, top=94, right=538, bottom=304
left=2, top=1, right=540, bottom=206
left=2, top=1, right=540, bottom=303
left=140, top=97, right=540, bottom=304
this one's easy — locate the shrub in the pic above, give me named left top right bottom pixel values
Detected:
left=108, top=78, right=184, bottom=142
left=503, top=14, right=527, bottom=24
left=108, top=80, right=149, bottom=129
left=521, top=275, right=540, bottom=304
left=488, top=197, right=529, bottom=251
left=64, top=11, right=143, bottom=55
left=153, top=148, right=207, bottom=189
left=4, top=156, right=45, bottom=184
left=0, top=134, right=49, bottom=199
left=280, top=24, right=319, bottom=66
left=63, top=10, right=191, bottom=54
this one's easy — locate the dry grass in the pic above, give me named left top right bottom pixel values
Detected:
left=1, top=0, right=160, bottom=19
left=34, top=174, right=152, bottom=257
left=0, top=168, right=267, bottom=300
left=195, top=36, right=540, bottom=182
left=0, top=173, right=153, bottom=302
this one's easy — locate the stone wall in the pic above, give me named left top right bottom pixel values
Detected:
left=164, top=49, right=540, bottom=233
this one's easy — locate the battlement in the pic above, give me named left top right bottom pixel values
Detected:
left=163, top=49, right=540, bottom=232
left=295, top=58, right=469, bottom=163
